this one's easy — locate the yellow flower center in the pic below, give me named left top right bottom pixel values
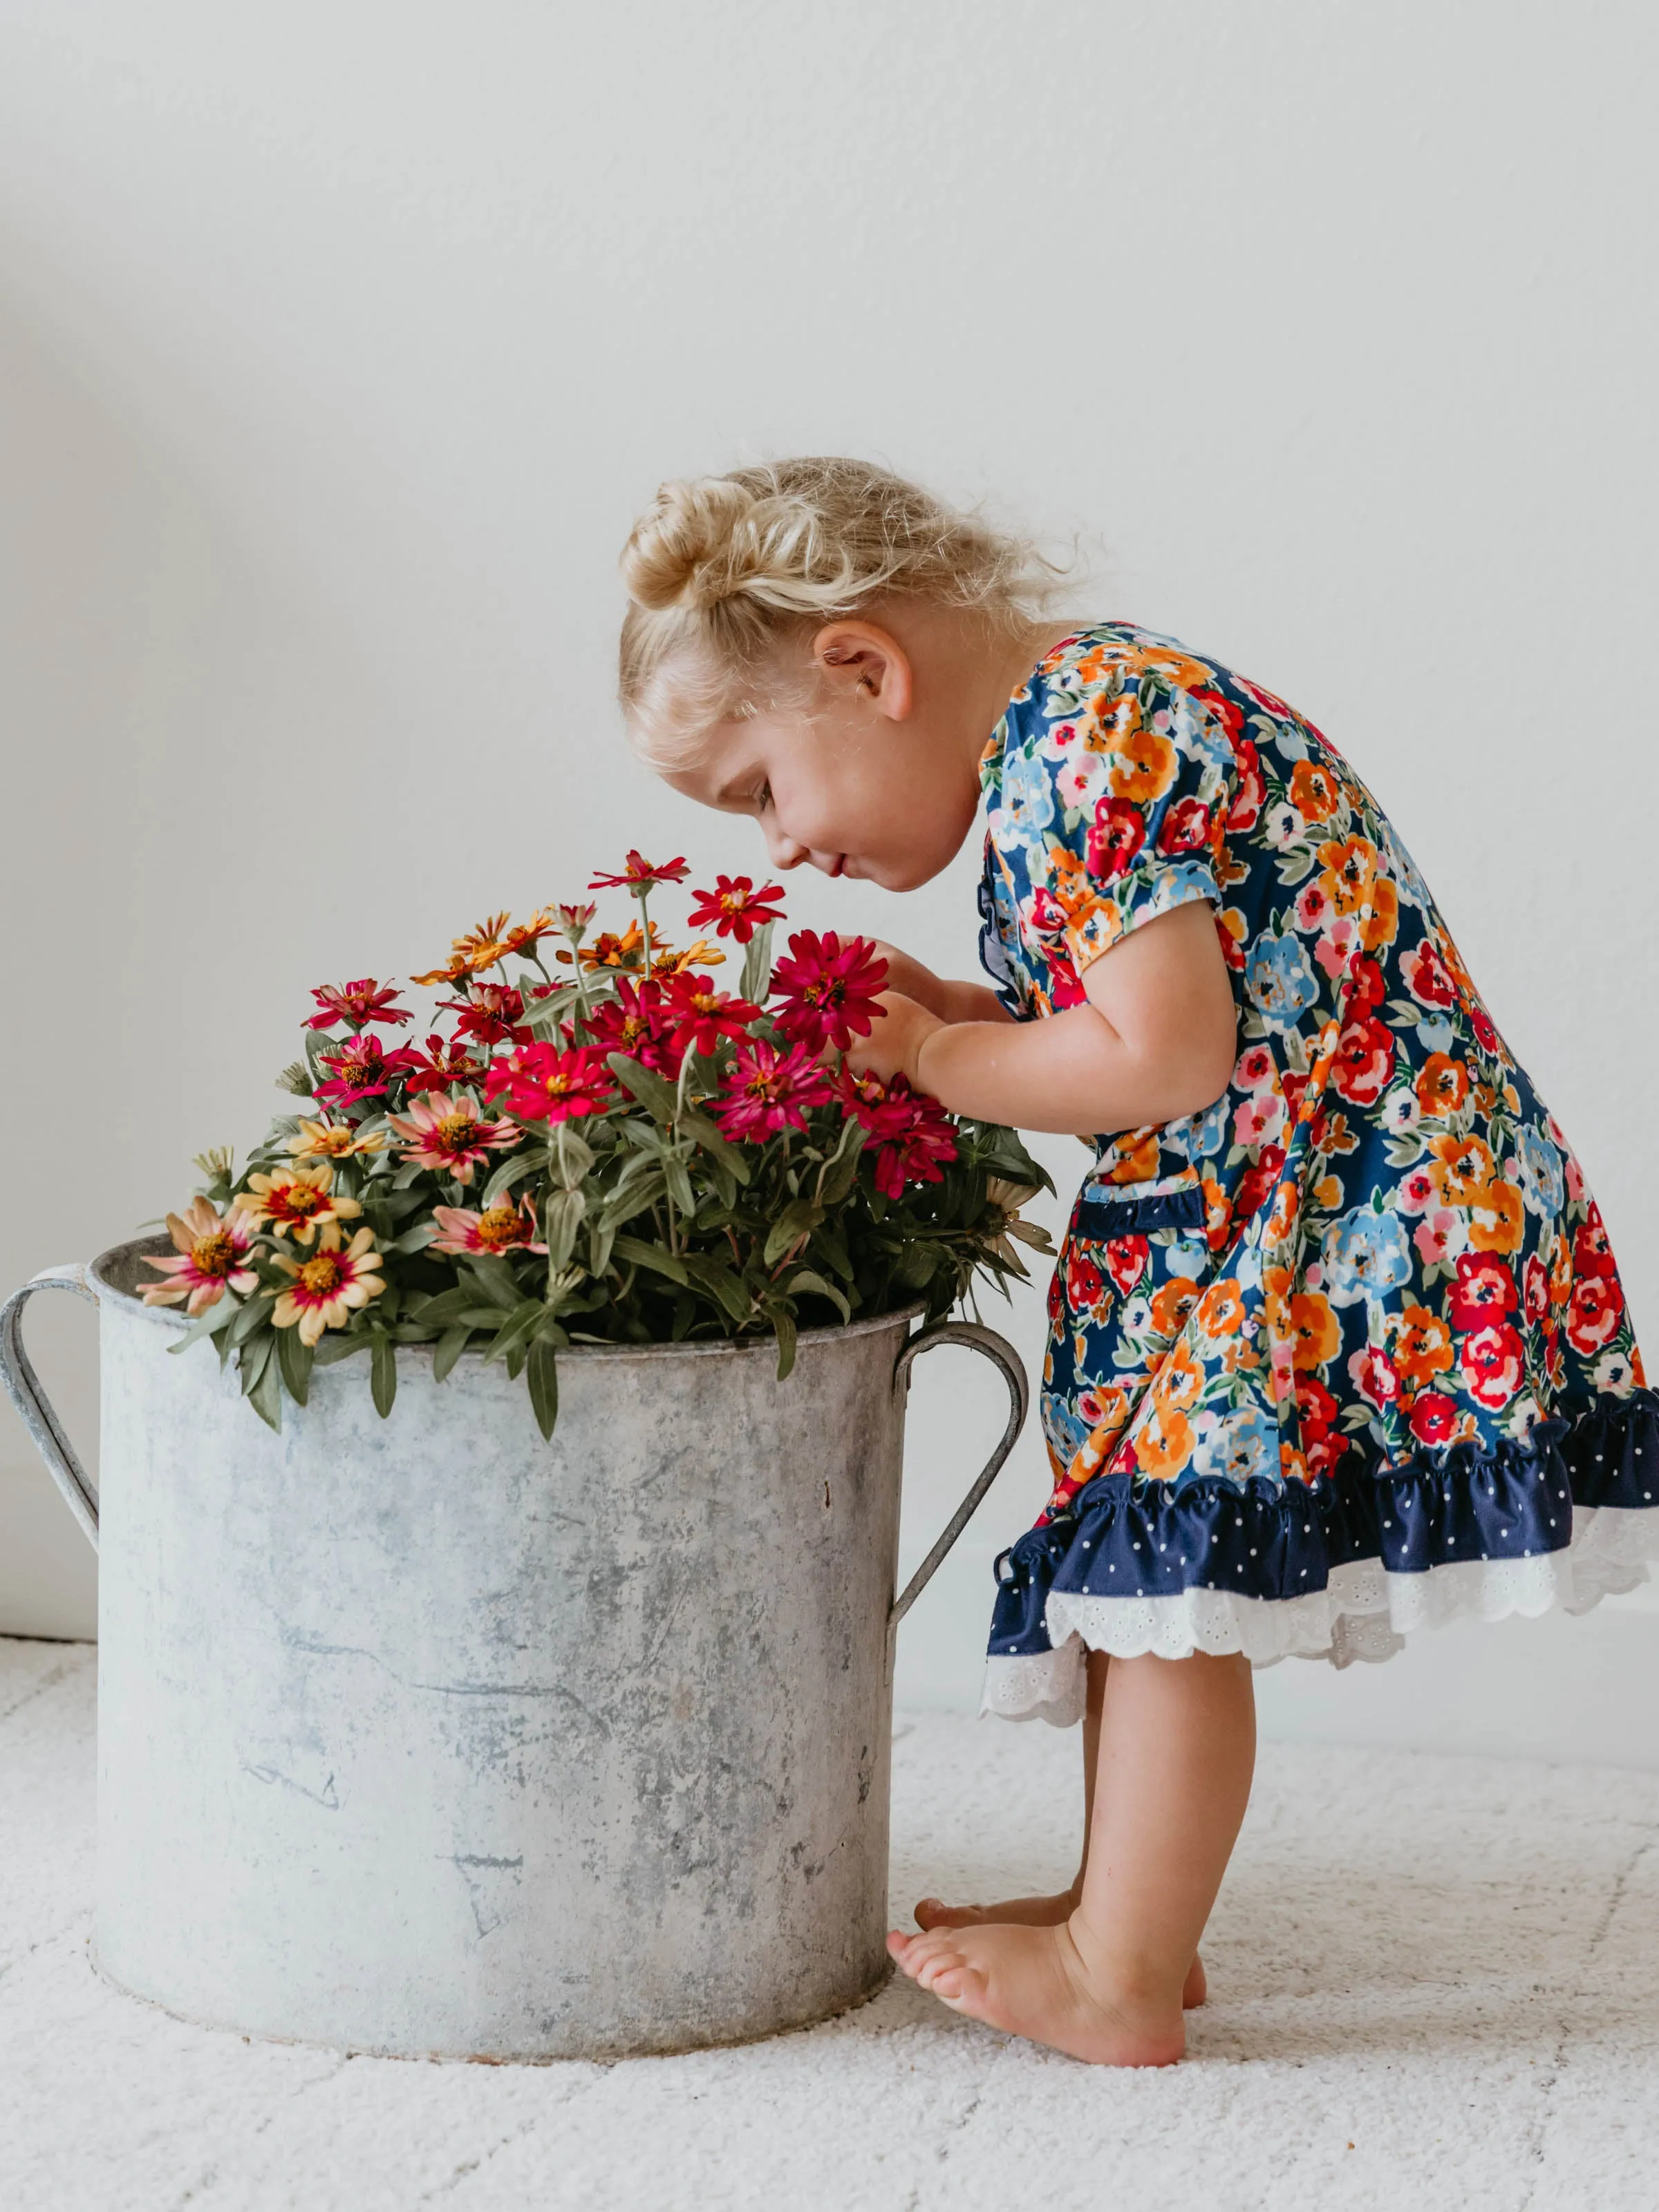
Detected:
left=476, top=1205, right=523, bottom=1251
left=312, top=1130, right=355, bottom=1156
left=299, top=1253, right=344, bottom=1295
left=280, top=1184, right=326, bottom=1218
left=434, top=1114, right=478, bottom=1152
left=191, top=1231, right=235, bottom=1277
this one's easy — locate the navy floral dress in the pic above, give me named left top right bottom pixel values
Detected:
left=976, top=625, right=1657, bottom=1724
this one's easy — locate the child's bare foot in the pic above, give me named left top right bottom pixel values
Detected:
left=912, top=1895, right=1206, bottom=2007
left=886, top=1919, right=1186, bottom=2067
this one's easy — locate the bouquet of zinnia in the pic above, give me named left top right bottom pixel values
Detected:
left=143, top=854, right=1053, bottom=1438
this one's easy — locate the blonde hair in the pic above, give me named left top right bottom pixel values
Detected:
left=617, top=457, right=1060, bottom=767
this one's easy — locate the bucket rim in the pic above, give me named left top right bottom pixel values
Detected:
left=89, top=1235, right=932, bottom=1361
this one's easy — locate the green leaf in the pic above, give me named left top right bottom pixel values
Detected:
left=765, top=1198, right=823, bottom=1268
left=606, top=1052, right=679, bottom=1125
left=785, top=1267, right=850, bottom=1323
left=740, top=920, right=775, bottom=1005
left=167, top=1292, right=243, bottom=1353
left=371, top=1332, right=397, bottom=1418
left=677, top=1106, right=752, bottom=1194
left=432, top=1325, right=473, bottom=1383
left=523, top=984, right=580, bottom=1032
left=662, top=1150, right=696, bottom=1217
left=275, top=1326, right=314, bottom=1407
left=247, top=1344, right=283, bottom=1432
left=238, top=1331, right=274, bottom=1398
left=465, top=1254, right=525, bottom=1311
left=771, top=1304, right=797, bottom=1382
left=550, top=1125, right=595, bottom=1190
left=526, top=1335, right=560, bottom=1441
left=610, top=1234, right=689, bottom=1286
left=482, top=1300, right=551, bottom=1366
left=388, top=1220, right=439, bottom=1256
left=599, top=1167, right=665, bottom=1229
left=311, top=1331, right=371, bottom=1367
left=679, top=1252, right=752, bottom=1322
left=229, top=1292, right=275, bottom=1349
left=817, top=1121, right=867, bottom=1206
left=480, top=1147, right=551, bottom=1208
left=543, top=1186, right=587, bottom=1271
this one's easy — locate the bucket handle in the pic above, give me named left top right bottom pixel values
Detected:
left=0, top=1264, right=100, bottom=1552
left=888, top=1319, right=1029, bottom=1667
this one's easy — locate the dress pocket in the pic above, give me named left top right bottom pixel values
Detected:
left=1072, top=1180, right=1206, bottom=1239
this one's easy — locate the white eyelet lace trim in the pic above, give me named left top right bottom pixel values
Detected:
left=980, top=1503, right=1659, bottom=1727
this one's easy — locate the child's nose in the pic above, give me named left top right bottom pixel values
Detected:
left=765, top=823, right=809, bottom=870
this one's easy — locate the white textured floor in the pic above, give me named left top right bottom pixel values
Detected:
left=6, top=1638, right=1659, bottom=2212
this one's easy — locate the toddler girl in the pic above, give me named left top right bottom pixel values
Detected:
left=617, top=458, right=1656, bottom=2066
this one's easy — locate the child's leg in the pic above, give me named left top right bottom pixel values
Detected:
left=914, top=1651, right=1208, bottom=2007
left=890, top=1651, right=1254, bottom=2065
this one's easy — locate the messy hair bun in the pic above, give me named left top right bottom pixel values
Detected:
left=618, top=458, right=1060, bottom=763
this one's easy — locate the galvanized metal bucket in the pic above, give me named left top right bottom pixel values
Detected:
left=0, top=1235, right=1026, bottom=2061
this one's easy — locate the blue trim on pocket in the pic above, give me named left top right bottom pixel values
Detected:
left=1074, top=1186, right=1206, bottom=1237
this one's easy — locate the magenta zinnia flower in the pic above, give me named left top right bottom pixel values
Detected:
left=402, top=1033, right=489, bottom=1095
left=306, top=978, right=411, bottom=1031
left=770, top=930, right=889, bottom=1053
left=385, top=1087, right=522, bottom=1185
left=661, top=972, right=762, bottom=1058
left=711, top=1038, right=834, bottom=1141
left=141, top=1199, right=259, bottom=1314
left=578, top=977, right=682, bottom=1077
left=485, top=1042, right=617, bottom=1123
left=686, top=873, right=786, bottom=944
left=314, top=1030, right=421, bottom=1106
left=837, top=1069, right=958, bottom=1197
left=588, top=850, right=690, bottom=891
left=440, top=983, right=529, bottom=1047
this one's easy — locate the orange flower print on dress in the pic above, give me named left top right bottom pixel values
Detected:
left=981, top=623, right=1653, bottom=1712
left=1289, top=759, right=1340, bottom=822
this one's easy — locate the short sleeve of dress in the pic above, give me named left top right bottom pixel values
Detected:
left=1003, top=646, right=1239, bottom=984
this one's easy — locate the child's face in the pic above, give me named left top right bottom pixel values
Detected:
left=662, top=615, right=999, bottom=894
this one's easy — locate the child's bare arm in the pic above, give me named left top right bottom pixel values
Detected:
left=865, top=939, right=1018, bottom=1028
left=852, top=902, right=1237, bottom=1137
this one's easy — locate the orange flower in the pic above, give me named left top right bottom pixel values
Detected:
left=1414, top=1053, right=1469, bottom=1118
left=1290, top=1291, right=1340, bottom=1370
left=1262, top=1264, right=1294, bottom=1340
left=1107, top=720, right=1178, bottom=806
left=1137, top=647, right=1216, bottom=692
left=1289, top=760, right=1340, bottom=821
left=1280, top=1443, right=1311, bottom=1487
left=1266, top=1181, right=1300, bottom=1244
left=1201, top=1174, right=1232, bottom=1252
left=1427, top=1132, right=1497, bottom=1203
left=649, top=937, right=726, bottom=978
left=1134, top=1403, right=1196, bottom=1480
left=1105, top=1132, right=1164, bottom=1185
left=1316, top=834, right=1379, bottom=917
left=1313, top=1173, right=1344, bottom=1212
left=1393, top=1304, right=1454, bottom=1386
left=1467, top=1179, right=1524, bottom=1254
left=234, top=1165, right=362, bottom=1246
left=1195, top=1276, right=1245, bottom=1338
left=1154, top=1342, right=1204, bottom=1416
left=1358, top=879, right=1400, bottom=951
left=1150, top=1277, right=1202, bottom=1338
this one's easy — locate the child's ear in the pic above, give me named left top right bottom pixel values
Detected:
left=811, top=621, right=913, bottom=722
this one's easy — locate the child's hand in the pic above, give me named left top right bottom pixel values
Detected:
left=846, top=991, right=944, bottom=1087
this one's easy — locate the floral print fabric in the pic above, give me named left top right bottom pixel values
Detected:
left=975, top=624, right=1655, bottom=1698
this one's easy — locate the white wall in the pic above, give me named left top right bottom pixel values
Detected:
left=2, top=2, right=1656, bottom=1761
